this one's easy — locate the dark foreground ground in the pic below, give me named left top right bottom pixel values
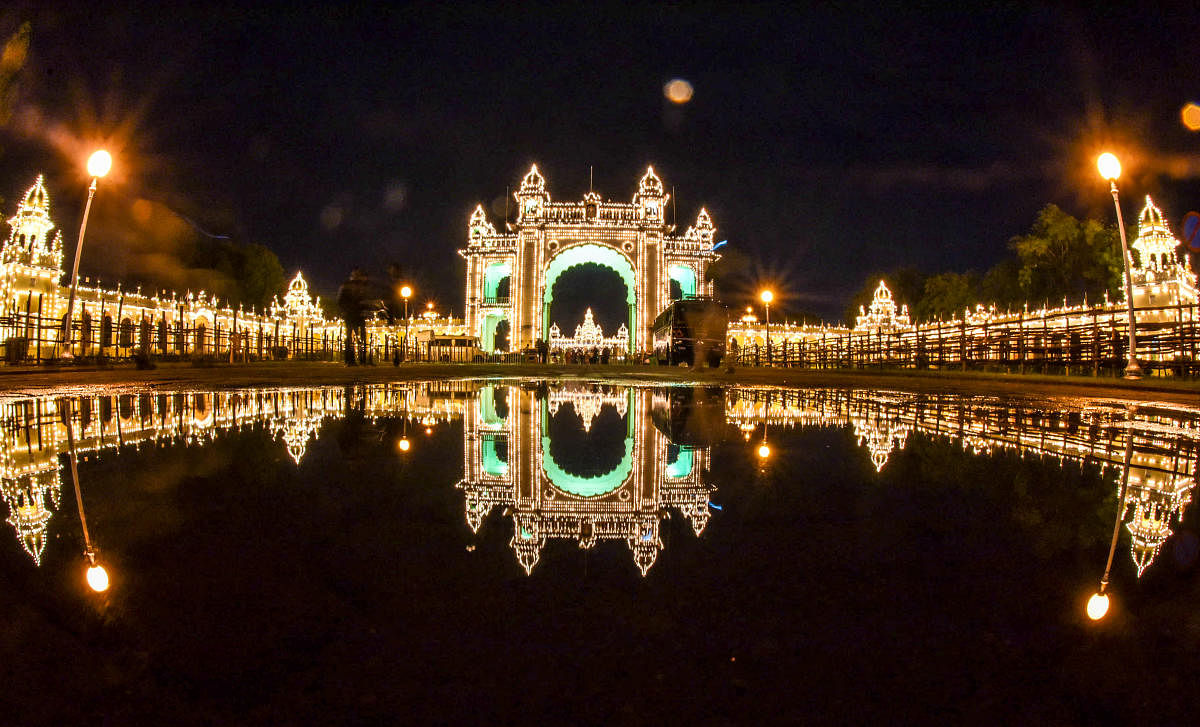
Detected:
left=0, top=360, right=1197, bottom=404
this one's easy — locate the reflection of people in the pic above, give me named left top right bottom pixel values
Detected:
left=229, top=332, right=241, bottom=363
left=535, top=338, right=548, bottom=363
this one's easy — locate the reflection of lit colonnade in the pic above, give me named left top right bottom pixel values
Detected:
left=0, top=388, right=349, bottom=564
left=727, top=388, right=1200, bottom=575
left=458, top=384, right=714, bottom=575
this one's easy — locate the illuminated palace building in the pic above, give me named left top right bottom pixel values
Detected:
left=1, top=176, right=342, bottom=359
left=460, top=166, right=720, bottom=353
left=3, top=382, right=1196, bottom=578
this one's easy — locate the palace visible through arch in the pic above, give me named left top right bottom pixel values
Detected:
left=460, top=166, right=721, bottom=354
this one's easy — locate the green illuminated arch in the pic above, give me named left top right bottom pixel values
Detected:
left=668, top=264, right=697, bottom=299
left=482, top=436, right=508, bottom=476
left=480, top=311, right=508, bottom=351
left=542, top=243, right=636, bottom=348
left=484, top=262, right=512, bottom=300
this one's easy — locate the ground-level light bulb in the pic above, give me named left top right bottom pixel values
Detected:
left=86, top=564, right=110, bottom=592
left=1086, top=592, right=1110, bottom=621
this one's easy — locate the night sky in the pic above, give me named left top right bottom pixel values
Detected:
left=1, top=3, right=1197, bottom=325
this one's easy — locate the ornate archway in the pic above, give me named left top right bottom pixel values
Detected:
left=461, top=165, right=720, bottom=353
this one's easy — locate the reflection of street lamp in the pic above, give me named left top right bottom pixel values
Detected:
left=1098, top=153, right=1142, bottom=379
left=760, top=290, right=773, bottom=366
left=61, top=150, right=113, bottom=359
left=400, top=285, right=412, bottom=362
left=1087, top=412, right=1135, bottom=621
left=757, top=423, right=771, bottom=460
left=64, top=399, right=109, bottom=592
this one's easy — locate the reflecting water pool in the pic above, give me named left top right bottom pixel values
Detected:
left=2, top=380, right=1199, bottom=723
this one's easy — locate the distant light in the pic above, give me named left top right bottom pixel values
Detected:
left=87, top=150, right=112, bottom=179
left=760, top=290, right=773, bottom=304
left=398, top=437, right=411, bottom=452
left=86, top=564, right=109, bottom=592
left=664, top=78, right=694, bottom=105
left=424, top=427, right=432, bottom=435
left=1183, top=103, right=1200, bottom=131
left=1097, top=153, right=1121, bottom=181
left=1086, top=592, right=1110, bottom=620
left=757, top=443, right=771, bottom=459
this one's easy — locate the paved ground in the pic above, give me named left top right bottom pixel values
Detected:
left=0, top=359, right=1197, bottom=404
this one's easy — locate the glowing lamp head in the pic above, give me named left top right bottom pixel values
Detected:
left=757, top=443, right=771, bottom=459
left=86, top=564, right=110, bottom=592
left=1097, top=153, right=1121, bottom=181
left=1086, top=592, right=1110, bottom=621
left=424, top=427, right=433, bottom=435
left=87, top=150, right=112, bottom=179
left=760, top=290, right=773, bottom=304
left=664, top=78, right=694, bottom=105
left=400, top=285, right=412, bottom=300
left=398, top=437, right=411, bottom=452
left=426, top=301, right=433, bottom=310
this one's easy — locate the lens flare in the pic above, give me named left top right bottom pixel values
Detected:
left=664, top=79, right=694, bottom=105
left=1182, top=103, right=1200, bottom=132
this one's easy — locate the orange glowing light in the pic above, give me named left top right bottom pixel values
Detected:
left=1182, top=103, right=1200, bottom=132
left=664, top=78, right=694, bottom=104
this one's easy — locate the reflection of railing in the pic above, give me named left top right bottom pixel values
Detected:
left=482, top=296, right=509, bottom=306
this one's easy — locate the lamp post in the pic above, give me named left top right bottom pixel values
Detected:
left=1097, top=153, right=1142, bottom=379
left=760, top=290, right=773, bottom=366
left=61, top=150, right=112, bottom=360
left=400, top=285, right=412, bottom=362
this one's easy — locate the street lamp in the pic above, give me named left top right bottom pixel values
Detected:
left=400, top=285, right=412, bottom=362
left=760, top=290, right=773, bottom=365
left=61, top=150, right=113, bottom=360
left=1097, top=153, right=1142, bottom=379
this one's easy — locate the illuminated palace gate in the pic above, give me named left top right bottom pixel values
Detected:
left=460, top=166, right=720, bottom=353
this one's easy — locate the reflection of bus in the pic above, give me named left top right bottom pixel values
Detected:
left=419, top=332, right=484, bottom=362
left=652, top=298, right=727, bottom=367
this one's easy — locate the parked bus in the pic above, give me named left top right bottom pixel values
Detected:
left=651, top=298, right=727, bottom=367
left=418, top=331, right=484, bottom=362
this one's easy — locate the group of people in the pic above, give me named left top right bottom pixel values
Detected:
left=533, top=339, right=622, bottom=365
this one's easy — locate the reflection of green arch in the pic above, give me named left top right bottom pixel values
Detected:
left=484, top=262, right=512, bottom=300
left=480, top=385, right=504, bottom=425
left=482, top=435, right=508, bottom=476
left=666, top=447, right=694, bottom=478
left=539, top=389, right=635, bottom=497
left=542, top=243, right=636, bottom=351
left=541, top=434, right=633, bottom=497
left=480, top=311, right=508, bottom=351
left=668, top=264, right=697, bottom=299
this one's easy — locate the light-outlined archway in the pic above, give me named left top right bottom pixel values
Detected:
left=461, top=165, right=720, bottom=353
left=541, top=243, right=636, bottom=352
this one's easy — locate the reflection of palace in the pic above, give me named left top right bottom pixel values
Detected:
left=458, top=384, right=716, bottom=575
left=729, top=388, right=1200, bottom=575
left=4, top=382, right=1196, bottom=580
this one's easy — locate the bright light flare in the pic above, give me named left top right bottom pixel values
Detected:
left=664, top=78, right=694, bottom=105
left=87, top=150, right=112, bottom=178
left=1182, top=103, right=1200, bottom=132
left=398, top=437, right=411, bottom=452
left=1086, top=592, right=1110, bottom=620
left=1097, top=152, right=1121, bottom=181
left=86, top=564, right=110, bottom=592
left=760, top=290, right=773, bottom=304
left=400, top=285, right=412, bottom=299
left=757, top=444, right=771, bottom=459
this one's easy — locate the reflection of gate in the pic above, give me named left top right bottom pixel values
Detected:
left=461, top=166, right=720, bottom=353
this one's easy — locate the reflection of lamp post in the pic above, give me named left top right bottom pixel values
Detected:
left=400, top=285, right=412, bottom=362
left=61, top=150, right=113, bottom=360
left=398, top=396, right=411, bottom=452
left=1087, top=412, right=1135, bottom=621
left=757, top=423, right=771, bottom=460
left=64, top=399, right=109, bottom=592
left=1097, top=153, right=1142, bottom=379
left=760, top=290, right=773, bottom=366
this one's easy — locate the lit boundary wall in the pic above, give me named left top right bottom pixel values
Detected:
left=459, top=165, right=720, bottom=353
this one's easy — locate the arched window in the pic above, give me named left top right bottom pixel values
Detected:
left=118, top=318, right=134, bottom=348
